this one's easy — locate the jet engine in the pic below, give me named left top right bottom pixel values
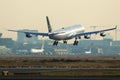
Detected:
left=100, top=32, right=106, bottom=37
left=84, top=35, right=90, bottom=39
left=26, top=34, right=32, bottom=38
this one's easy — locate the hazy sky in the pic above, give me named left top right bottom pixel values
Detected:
left=0, top=0, right=120, bottom=40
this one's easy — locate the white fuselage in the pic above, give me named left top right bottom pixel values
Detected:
left=49, top=25, right=84, bottom=40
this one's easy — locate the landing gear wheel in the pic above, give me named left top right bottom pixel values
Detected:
left=73, top=40, right=79, bottom=45
left=63, top=40, right=67, bottom=44
left=53, top=41, right=58, bottom=46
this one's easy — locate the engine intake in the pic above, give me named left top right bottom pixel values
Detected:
left=26, top=34, right=32, bottom=38
left=84, top=35, right=90, bottom=39
left=100, top=32, right=106, bottom=37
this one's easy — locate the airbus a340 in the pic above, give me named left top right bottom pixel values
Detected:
left=8, top=16, right=117, bottom=46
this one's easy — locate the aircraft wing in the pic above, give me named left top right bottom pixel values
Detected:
left=76, top=26, right=117, bottom=37
left=8, top=30, right=49, bottom=36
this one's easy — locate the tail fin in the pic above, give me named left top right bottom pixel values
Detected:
left=46, top=16, right=52, bottom=32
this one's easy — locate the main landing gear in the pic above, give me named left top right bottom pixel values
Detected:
left=73, top=38, right=79, bottom=45
left=53, top=39, right=79, bottom=46
left=73, top=40, right=78, bottom=45
left=53, top=41, right=58, bottom=46
left=63, top=40, right=67, bottom=44
left=53, top=40, right=67, bottom=46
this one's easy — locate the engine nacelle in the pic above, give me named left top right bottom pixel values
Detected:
left=84, top=35, right=90, bottom=39
left=100, top=32, right=106, bottom=37
left=26, top=34, right=32, bottom=38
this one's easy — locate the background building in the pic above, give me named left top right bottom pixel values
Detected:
left=17, top=29, right=39, bottom=44
left=0, top=31, right=120, bottom=55
left=0, top=33, right=2, bottom=38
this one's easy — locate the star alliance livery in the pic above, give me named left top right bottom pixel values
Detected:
left=8, top=16, right=117, bottom=46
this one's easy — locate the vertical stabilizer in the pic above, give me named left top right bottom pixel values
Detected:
left=46, top=16, right=52, bottom=32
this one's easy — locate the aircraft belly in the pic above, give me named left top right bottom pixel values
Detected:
left=52, top=34, right=68, bottom=40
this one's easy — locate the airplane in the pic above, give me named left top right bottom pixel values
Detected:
left=8, top=16, right=117, bottom=46
left=31, top=39, right=44, bottom=53
left=85, top=48, right=91, bottom=54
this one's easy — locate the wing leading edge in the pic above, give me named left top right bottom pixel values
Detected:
left=75, top=26, right=117, bottom=37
